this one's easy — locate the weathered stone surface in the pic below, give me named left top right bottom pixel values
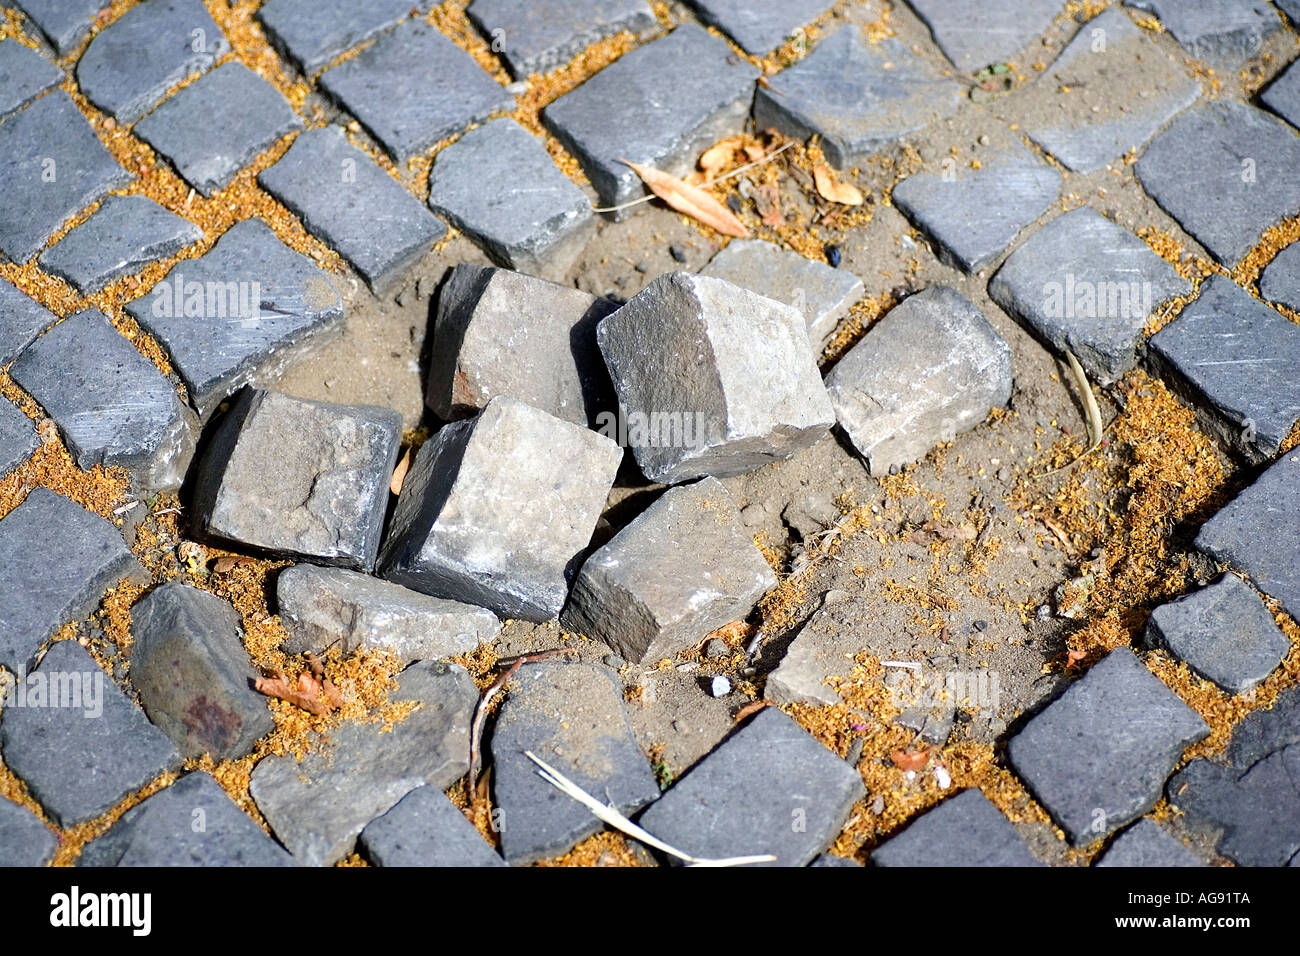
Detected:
left=1149, top=274, right=1300, bottom=461
left=1279, top=0, right=1300, bottom=23
left=77, top=772, right=295, bottom=867
left=193, top=389, right=401, bottom=571
left=9, top=0, right=108, bottom=55
left=0, top=640, right=181, bottom=827
left=0, top=90, right=132, bottom=263
left=76, top=0, right=228, bottom=123
left=1125, top=0, right=1280, bottom=65
left=380, top=396, right=622, bottom=621
left=1259, top=53, right=1300, bottom=131
left=468, top=0, right=656, bottom=77
left=825, top=287, right=1012, bottom=476
left=126, top=218, right=345, bottom=420
left=319, top=20, right=513, bottom=163
left=1007, top=647, right=1209, bottom=846
left=1095, top=818, right=1204, bottom=867
left=1226, top=686, right=1300, bottom=770
left=38, top=196, right=203, bottom=295
left=871, top=789, right=1040, bottom=867
left=359, top=785, right=505, bottom=867
left=1195, top=451, right=1300, bottom=622
left=562, top=478, right=776, bottom=663
left=129, top=582, right=273, bottom=760
left=597, top=272, right=834, bottom=483
left=428, top=265, right=615, bottom=427
left=427, top=119, right=594, bottom=280
left=260, top=127, right=445, bottom=294
left=543, top=24, right=759, bottom=211
left=0, top=798, right=56, bottom=867
left=988, top=207, right=1191, bottom=383
left=10, top=309, right=197, bottom=491
left=258, top=0, right=432, bottom=75
left=700, top=239, right=865, bottom=349
left=248, top=659, right=477, bottom=865
left=754, top=28, right=961, bottom=170
left=491, top=662, right=659, bottom=864
left=1260, top=240, right=1300, bottom=312
left=0, top=398, right=38, bottom=477
left=0, top=38, right=61, bottom=119
left=684, top=0, right=836, bottom=56
left=0, top=278, right=53, bottom=367
left=1136, top=102, right=1300, bottom=266
left=276, top=564, right=501, bottom=662
left=638, top=707, right=864, bottom=866
left=904, top=0, right=1065, bottom=73
left=810, top=853, right=861, bottom=867
left=135, top=62, right=303, bottom=197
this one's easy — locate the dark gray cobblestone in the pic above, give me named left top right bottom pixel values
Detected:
left=0, top=37, right=61, bottom=119
left=871, top=788, right=1041, bottom=867
left=1095, top=819, right=1204, bottom=868
left=1260, top=241, right=1300, bottom=311
left=258, top=0, right=433, bottom=76
left=0, top=277, right=53, bottom=365
left=468, top=0, right=657, bottom=78
left=0, top=797, right=56, bottom=866
left=0, top=398, right=38, bottom=476
left=9, top=0, right=109, bottom=56
left=359, top=785, right=505, bottom=867
left=684, top=0, right=837, bottom=56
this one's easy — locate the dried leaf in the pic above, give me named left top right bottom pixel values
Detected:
left=212, top=555, right=256, bottom=574
left=255, top=666, right=343, bottom=716
left=733, top=700, right=772, bottom=722
left=812, top=163, right=864, bottom=206
left=890, top=749, right=929, bottom=771
left=621, top=158, right=750, bottom=238
left=390, top=447, right=412, bottom=496
left=753, top=181, right=783, bottom=228
left=699, top=137, right=742, bottom=178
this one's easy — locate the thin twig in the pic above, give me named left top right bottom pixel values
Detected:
left=592, top=141, right=796, bottom=213
left=1034, top=350, right=1109, bottom=480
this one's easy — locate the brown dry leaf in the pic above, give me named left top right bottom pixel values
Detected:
left=890, top=749, right=930, bottom=771
left=734, top=700, right=773, bottom=722
left=255, top=668, right=341, bottom=717
left=754, top=181, right=784, bottom=228
left=211, top=555, right=257, bottom=574
left=812, top=163, right=864, bottom=206
left=621, top=158, right=750, bottom=238
left=699, top=137, right=742, bottom=178
left=390, top=447, right=412, bottom=496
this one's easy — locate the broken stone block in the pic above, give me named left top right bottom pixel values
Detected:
left=9, top=0, right=109, bottom=55
left=467, top=0, right=656, bottom=78
left=276, top=564, right=501, bottom=663
left=824, top=287, right=1012, bottom=476
left=426, top=264, right=616, bottom=426
left=684, top=0, right=837, bottom=56
left=871, top=788, right=1041, bottom=867
left=1260, top=241, right=1300, bottom=312
left=561, top=478, right=776, bottom=664
left=1261, top=55, right=1300, bottom=131
left=359, top=785, right=505, bottom=867
left=0, top=797, right=56, bottom=866
left=1225, top=686, right=1300, bottom=770
left=0, top=277, right=54, bottom=365
left=490, top=662, right=659, bottom=864
left=597, top=271, right=835, bottom=483
left=1095, top=819, right=1204, bottom=867
left=904, top=0, right=1066, bottom=73
left=1125, top=0, right=1280, bottom=65
left=0, top=398, right=38, bottom=477
left=380, top=396, right=622, bottom=621
left=192, top=388, right=402, bottom=572
left=258, top=0, right=433, bottom=75
left=0, top=38, right=62, bottom=120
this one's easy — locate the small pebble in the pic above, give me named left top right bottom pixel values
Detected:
left=669, top=243, right=687, bottom=263
left=710, top=675, right=732, bottom=698
left=825, top=243, right=842, bottom=267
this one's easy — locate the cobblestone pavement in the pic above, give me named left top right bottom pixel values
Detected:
left=0, top=0, right=1299, bottom=869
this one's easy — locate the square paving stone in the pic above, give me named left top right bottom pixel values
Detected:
left=319, top=20, right=513, bottom=164
left=0, top=90, right=132, bottom=263
left=0, top=798, right=56, bottom=866
left=75, top=0, right=229, bottom=124
left=1261, top=56, right=1300, bottom=132
left=9, top=309, right=197, bottom=492
left=379, top=396, right=623, bottom=621
left=0, top=640, right=181, bottom=828
left=543, top=23, right=759, bottom=212
left=134, top=62, right=303, bottom=196
left=259, top=126, right=446, bottom=294
left=891, top=143, right=1061, bottom=272
left=38, top=195, right=203, bottom=295
left=125, top=218, right=345, bottom=420
left=1281, top=0, right=1300, bottom=22
left=1095, top=818, right=1204, bottom=867
left=427, top=118, right=594, bottom=280
left=988, top=206, right=1191, bottom=384
left=359, top=785, right=504, bottom=867
left=637, top=707, right=866, bottom=866
left=904, top=0, right=1066, bottom=73
left=683, top=0, right=837, bottom=56
left=258, top=0, right=433, bottom=76
left=0, top=38, right=62, bottom=120
left=467, top=0, right=657, bottom=78
left=1136, top=101, right=1300, bottom=266
left=193, top=388, right=402, bottom=572
left=1006, top=647, right=1209, bottom=846
left=753, top=28, right=962, bottom=171
left=561, top=477, right=777, bottom=664
left=1260, top=242, right=1300, bottom=312
left=1148, top=274, right=1300, bottom=461
left=870, top=788, right=1041, bottom=867
left=0, top=277, right=54, bottom=364
left=0, top=397, right=38, bottom=476
left=1125, top=0, right=1281, bottom=65
left=8, top=0, right=109, bottom=56
left=0, top=489, right=148, bottom=674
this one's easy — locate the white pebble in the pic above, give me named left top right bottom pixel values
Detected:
left=710, top=675, right=732, bottom=698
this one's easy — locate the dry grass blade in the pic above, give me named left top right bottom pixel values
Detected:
left=1067, top=350, right=1105, bottom=452
left=619, top=159, right=749, bottom=237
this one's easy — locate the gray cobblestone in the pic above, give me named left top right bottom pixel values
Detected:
left=1095, top=818, right=1204, bottom=867
left=684, top=0, right=837, bottom=56
left=258, top=0, right=432, bottom=76
left=0, top=38, right=61, bottom=119
left=1260, top=241, right=1300, bottom=312
left=904, top=0, right=1065, bottom=73
left=0, top=398, right=38, bottom=477
left=359, top=785, right=505, bottom=867
left=9, top=0, right=108, bottom=56
left=1125, top=0, right=1280, bottom=65
left=1261, top=55, right=1300, bottom=132
left=871, top=788, right=1041, bottom=867
left=0, top=277, right=53, bottom=365
left=467, top=0, right=657, bottom=78
left=0, top=797, right=56, bottom=866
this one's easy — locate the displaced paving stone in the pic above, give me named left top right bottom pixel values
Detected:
left=77, top=771, right=295, bottom=867
left=988, top=207, right=1191, bottom=384
left=0, top=640, right=181, bottom=827
left=0, top=38, right=61, bottom=119
left=1260, top=55, right=1300, bottom=131
left=700, top=239, right=865, bottom=349
left=468, top=0, right=656, bottom=77
left=260, top=127, right=445, bottom=294
left=1007, top=647, right=1209, bottom=845
left=0, top=398, right=38, bottom=477
left=561, top=478, right=776, bottom=664
left=0, top=90, right=132, bottom=263
left=38, top=196, right=203, bottom=295
left=9, top=309, right=197, bottom=491
left=258, top=0, right=432, bottom=75
left=0, top=798, right=56, bottom=866
left=76, top=0, right=228, bottom=123
left=135, top=62, right=302, bottom=196
left=638, top=707, right=865, bottom=866
left=825, top=287, right=1013, bottom=476
left=427, top=264, right=615, bottom=427
left=683, top=0, right=837, bottom=56
left=9, top=0, right=108, bottom=55
left=1195, top=451, right=1300, bottom=622
left=1260, top=241, right=1300, bottom=312
left=192, top=388, right=401, bottom=572
left=543, top=24, right=759, bottom=211
left=129, top=582, right=273, bottom=760
left=871, top=789, right=1041, bottom=867
left=1149, top=274, right=1300, bottom=461
left=125, top=218, right=345, bottom=420
left=1024, top=9, right=1200, bottom=173
left=1125, top=0, right=1280, bottom=65
left=319, top=20, right=513, bottom=164
left=490, top=662, right=659, bottom=864
left=904, top=0, right=1065, bottom=73
left=427, top=119, right=594, bottom=280
left=1136, top=102, right=1300, bottom=266
left=249, top=660, right=477, bottom=865
left=0, top=277, right=54, bottom=365
left=380, top=396, right=622, bottom=621
left=276, top=564, right=502, bottom=663
left=1096, top=818, right=1204, bottom=867
left=597, top=271, right=834, bottom=483
left=753, top=28, right=961, bottom=171
left=359, top=785, right=505, bottom=867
